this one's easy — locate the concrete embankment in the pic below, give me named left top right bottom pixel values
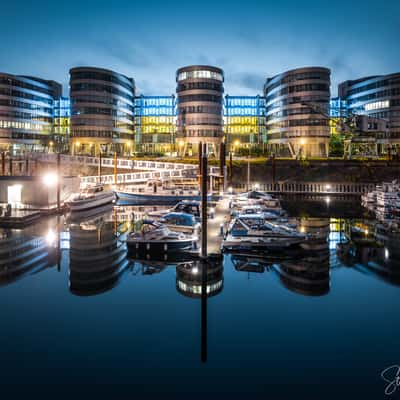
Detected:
left=229, top=159, right=400, bottom=185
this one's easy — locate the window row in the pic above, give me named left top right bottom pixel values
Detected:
left=265, top=71, right=330, bottom=92
left=225, top=107, right=263, bottom=116
left=178, top=105, right=222, bottom=115
left=177, top=81, right=223, bottom=92
left=347, top=78, right=400, bottom=96
left=184, top=130, right=221, bottom=137
left=136, top=96, right=175, bottom=107
left=0, top=88, right=53, bottom=105
left=177, top=70, right=223, bottom=82
left=70, top=83, right=134, bottom=102
left=178, top=94, right=223, bottom=104
left=0, top=119, right=51, bottom=131
left=348, top=87, right=400, bottom=104
left=267, top=107, right=323, bottom=119
left=70, top=71, right=134, bottom=92
left=0, top=111, right=53, bottom=122
left=266, top=84, right=330, bottom=102
left=0, top=99, right=53, bottom=114
left=0, top=76, right=55, bottom=96
left=71, top=131, right=133, bottom=139
left=267, top=119, right=330, bottom=129
left=140, top=126, right=176, bottom=134
left=72, top=107, right=134, bottom=120
left=136, top=107, right=175, bottom=116
left=137, top=116, right=175, bottom=124
left=225, top=97, right=263, bottom=107
left=73, top=95, right=134, bottom=111
left=266, top=96, right=329, bottom=111
left=73, top=119, right=133, bottom=130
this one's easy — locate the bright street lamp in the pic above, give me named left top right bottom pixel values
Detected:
left=42, top=172, right=58, bottom=186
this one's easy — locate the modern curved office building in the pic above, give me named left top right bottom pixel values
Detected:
left=264, top=67, right=331, bottom=158
left=69, top=67, right=135, bottom=156
left=176, top=65, right=224, bottom=156
left=0, top=73, right=61, bottom=154
left=338, top=73, right=400, bottom=153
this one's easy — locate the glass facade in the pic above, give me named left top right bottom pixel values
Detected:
left=224, top=95, right=266, bottom=152
left=329, top=97, right=348, bottom=135
left=70, top=67, right=135, bottom=156
left=338, top=73, right=400, bottom=155
left=135, top=95, right=176, bottom=153
left=176, top=65, right=224, bottom=156
left=264, top=67, right=331, bottom=158
left=53, top=97, right=70, bottom=152
left=0, top=73, right=62, bottom=154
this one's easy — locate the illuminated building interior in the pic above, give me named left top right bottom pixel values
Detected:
left=53, top=97, right=71, bottom=152
left=135, top=95, right=176, bottom=154
left=224, top=95, right=266, bottom=153
left=329, top=97, right=348, bottom=134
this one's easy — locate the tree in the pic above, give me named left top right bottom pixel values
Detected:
left=329, top=134, right=344, bottom=157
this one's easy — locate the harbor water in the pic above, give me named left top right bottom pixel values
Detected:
left=0, top=198, right=399, bottom=398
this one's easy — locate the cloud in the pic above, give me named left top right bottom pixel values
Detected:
left=229, top=72, right=266, bottom=93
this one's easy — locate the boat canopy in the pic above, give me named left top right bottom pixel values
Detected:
left=160, top=212, right=197, bottom=227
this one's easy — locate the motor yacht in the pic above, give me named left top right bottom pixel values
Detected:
left=127, top=220, right=197, bottom=253
left=222, top=214, right=307, bottom=252
left=159, top=212, right=201, bottom=234
left=115, top=179, right=211, bottom=205
left=230, top=190, right=281, bottom=209
left=147, top=200, right=201, bottom=220
left=67, top=184, right=115, bottom=212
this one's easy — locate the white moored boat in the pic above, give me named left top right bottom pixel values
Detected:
left=222, top=214, right=307, bottom=253
left=67, top=184, right=115, bottom=212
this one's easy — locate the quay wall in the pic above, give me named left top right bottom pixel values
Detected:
left=230, top=160, right=400, bottom=185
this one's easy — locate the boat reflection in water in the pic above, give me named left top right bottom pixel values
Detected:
left=337, top=222, right=400, bottom=287
left=69, top=213, right=129, bottom=296
left=176, top=259, right=224, bottom=299
left=229, top=218, right=331, bottom=296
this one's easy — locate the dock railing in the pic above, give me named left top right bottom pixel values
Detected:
left=233, top=181, right=376, bottom=195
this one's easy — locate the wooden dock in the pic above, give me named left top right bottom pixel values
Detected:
left=205, top=197, right=231, bottom=256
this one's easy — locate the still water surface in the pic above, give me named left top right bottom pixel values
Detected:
left=0, top=201, right=399, bottom=397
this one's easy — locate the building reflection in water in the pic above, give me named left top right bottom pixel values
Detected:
left=68, top=213, right=129, bottom=296
left=272, top=218, right=330, bottom=296
left=337, top=220, right=400, bottom=286
left=0, top=222, right=58, bottom=286
left=176, top=259, right=224, bottom=299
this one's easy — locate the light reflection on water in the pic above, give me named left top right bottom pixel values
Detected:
left=0, top=203, right=399, bottom=395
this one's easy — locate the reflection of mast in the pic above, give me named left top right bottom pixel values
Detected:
left=176, top=257, right=223, bottom=364
left=69, top=218, right=128, bottom=296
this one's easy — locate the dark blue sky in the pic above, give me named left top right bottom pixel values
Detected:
left=1, top=0, right=399, bottom=96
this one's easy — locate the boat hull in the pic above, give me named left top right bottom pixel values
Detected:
left=68, top=193, right=115, bottom=212
left=115, top=191, right=207, bottom=205
left=127, top=239, right=195, bottom=253
left=222, top=236, right=305, bottom=252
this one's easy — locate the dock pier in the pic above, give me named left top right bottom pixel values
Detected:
left=205, top=197, right=230, bottom=256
